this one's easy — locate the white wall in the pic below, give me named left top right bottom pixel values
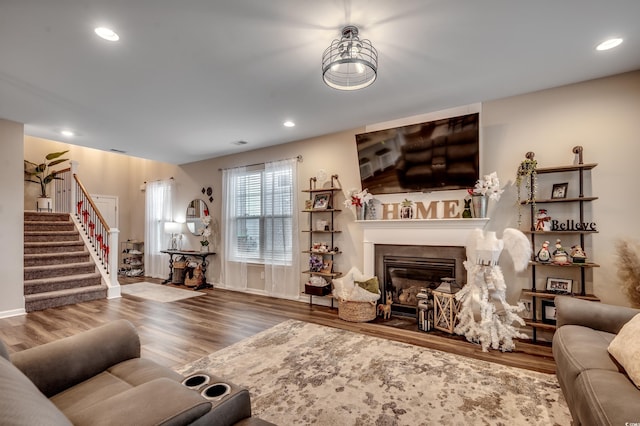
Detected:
left=0, top=118, right=26, bottom=317
left=482, top=70, right=640, bottom=307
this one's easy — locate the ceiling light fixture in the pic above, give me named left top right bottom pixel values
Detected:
left=283, top=121, right=295, bottom=127
left=60, top=130, right=74, bottom=137
left=596, top=38, right=623, bottom=51
left=94, top=27, right=120, bottom=42
left=322, top=25, right=378, bottom=91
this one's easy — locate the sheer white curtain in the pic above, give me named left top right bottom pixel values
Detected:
left=264, top=158, right=299, bottom=298
left=221, top=158, right=299, bottom=299
left=144, top=179, right=174, bottom=278
left=221, top=166, right=249, bottom=291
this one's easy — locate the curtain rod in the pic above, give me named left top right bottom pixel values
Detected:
left=144, top=177, right=174, bottom=184
left=218, top=155, right=303, bottom=171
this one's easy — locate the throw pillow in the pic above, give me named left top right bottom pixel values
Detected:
left=608, top=313, right=640, bottom=388
left=356, top=277, right=379, bottom=294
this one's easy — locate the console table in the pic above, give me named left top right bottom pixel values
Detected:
left=160, top=250, right=215, bottom=290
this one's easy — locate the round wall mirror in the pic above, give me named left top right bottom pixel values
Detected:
left=186, top=199, right=209, bottom=235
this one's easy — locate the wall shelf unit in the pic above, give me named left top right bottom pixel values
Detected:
left=301, top=175, right=342, bottom=306
left=519, top=147, right=599, bottom=342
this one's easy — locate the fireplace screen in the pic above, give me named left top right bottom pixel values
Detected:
left=383, top=256, right=456, bottom=316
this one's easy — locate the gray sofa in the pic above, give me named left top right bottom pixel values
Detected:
left=0, top=319, right=272, bottom=426
left=552, top=296, right=640, bottom=426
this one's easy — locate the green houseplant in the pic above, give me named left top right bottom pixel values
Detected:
left=515, top=152, right=537, bottom=227
left=24, top=150, right=69, bottom=200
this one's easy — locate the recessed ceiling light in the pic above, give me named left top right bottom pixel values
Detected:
left=60, top=130, right=74, bottom=137
left=596, top=38, right=623, bottom=51
left=283, top=121, right=295, bottom=128
left=233, top=140, right=248, bottom=146
left=94, top=27, right=119, bottom=42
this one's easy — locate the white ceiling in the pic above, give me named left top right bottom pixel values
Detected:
left=1, top=1, right=639, bottom=165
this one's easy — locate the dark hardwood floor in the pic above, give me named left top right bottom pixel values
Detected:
left=0, top=277, right=556, bottom=374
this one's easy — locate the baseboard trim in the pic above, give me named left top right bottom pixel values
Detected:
left=0, top=308, right=27, bottom=318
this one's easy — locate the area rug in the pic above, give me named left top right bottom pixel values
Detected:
left=177, top=320, right=570, bottom=425
left=121, top=282, right=204, bottom=303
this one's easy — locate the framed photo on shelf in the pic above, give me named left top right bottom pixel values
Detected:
left=546, top=277, right=572, bottom=294
left=541, top=300, right=557, bottom=324
left=320, top=259, right=333, bottom=274
left=312, top=192, right=331, bottom=209
left=551, top=182, right=568, bottom=199
left=304, top=199, right=313, bottom=210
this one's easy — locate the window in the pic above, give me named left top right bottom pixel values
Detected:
left=227, top=164, right=294, bottom=264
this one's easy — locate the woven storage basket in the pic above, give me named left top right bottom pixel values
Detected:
left=172, top=261, right=187, bottom=284
left=338, top=300, right=377, bottom=322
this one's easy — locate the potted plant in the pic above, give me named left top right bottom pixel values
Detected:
left=467, top=171, right=503, bottom=218
left=24, top=150, right=69, bottom=211
left=515, top=152, right=537, bottom=227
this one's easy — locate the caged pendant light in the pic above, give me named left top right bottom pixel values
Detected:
left=322, top=25, right=378, bottom=91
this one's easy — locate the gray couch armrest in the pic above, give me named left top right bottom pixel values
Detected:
left=555, top=296, right=640, bottom=334
left=11, top=319, right=140, bottom=397
left=68, top=378, right=212, bottom=426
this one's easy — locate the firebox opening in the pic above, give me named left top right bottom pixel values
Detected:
left=375, top=245, right=466, bottom=318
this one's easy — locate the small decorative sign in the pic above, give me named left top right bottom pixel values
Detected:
left=550, top=220, right=597, bottom=231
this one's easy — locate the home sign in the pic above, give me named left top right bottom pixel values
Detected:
left=380, top=200, right=462, bottom=220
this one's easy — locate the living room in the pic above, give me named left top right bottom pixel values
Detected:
left=2, top=2, right=640, bottom=424
left=13, top=70, right=640, bottom=311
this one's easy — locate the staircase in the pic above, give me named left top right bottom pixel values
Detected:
left=24, top=212, right=107, bottom=312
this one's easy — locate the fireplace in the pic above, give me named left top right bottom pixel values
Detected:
left=375, top=244, right=466, bottom=316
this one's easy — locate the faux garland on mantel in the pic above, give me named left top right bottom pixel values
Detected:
left=515, top=152, right=537, bottom=227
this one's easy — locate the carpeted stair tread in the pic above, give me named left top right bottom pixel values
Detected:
left=25, top=285, right=108, bottom=312
left=24, top=221, right=75, bottom=232
left=24, top=212, right=71, bottom=222
left=24, top=251, right=91, bottom=267
left=24, top=241, right=86, bottom=254
left=24, top=262, right=96, bottom=280
left=24, top=230, right=80, bottom=243
left=24, top=272, right=102, bottom=294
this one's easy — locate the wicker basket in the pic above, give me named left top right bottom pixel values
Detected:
left=172, top=261, right=187, bottom=284
left=338, top=300, right=377, bottom=322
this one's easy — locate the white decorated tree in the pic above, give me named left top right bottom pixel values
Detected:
left=455, top=228, right=532, bottom=352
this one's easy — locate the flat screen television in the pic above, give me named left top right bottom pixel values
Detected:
left=355, top=113, right=479, bottom=195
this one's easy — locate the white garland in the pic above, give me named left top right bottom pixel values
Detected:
left=455, top=261, right=528, bottom=352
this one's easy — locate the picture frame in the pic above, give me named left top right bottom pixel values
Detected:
left=320, top=259, right=333, bottom=274
left=304, top=199, right=313, bottom=210
left=546, top=277, right=572, bottom=294
left=541, top=300, right=557, bottom=324
left=551, top=182, right=568, bottom=199
left=312, top=192, right=331, bottom=210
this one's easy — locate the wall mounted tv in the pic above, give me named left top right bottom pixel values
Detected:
left=355, top=113, right=479, bottom=195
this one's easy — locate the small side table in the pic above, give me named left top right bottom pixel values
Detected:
left=160, top=250, right=216, bottom=290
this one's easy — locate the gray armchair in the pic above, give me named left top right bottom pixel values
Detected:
left=0, top=319, right=271, bottom=426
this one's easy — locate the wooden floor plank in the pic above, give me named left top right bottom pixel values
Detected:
left=0, top=277, right=556, bottom=374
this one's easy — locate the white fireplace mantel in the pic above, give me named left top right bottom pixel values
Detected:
left=358, top=218, right=489, bottom=276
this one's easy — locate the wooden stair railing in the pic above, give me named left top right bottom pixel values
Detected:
left=48, top=161, right=120, bottom=296
left=73, top=174, right=112, bottom=272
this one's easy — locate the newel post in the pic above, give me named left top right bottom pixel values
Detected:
left=69, top=160, right=79, bottom=215
left=107, top=227, right=121, bottom=298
